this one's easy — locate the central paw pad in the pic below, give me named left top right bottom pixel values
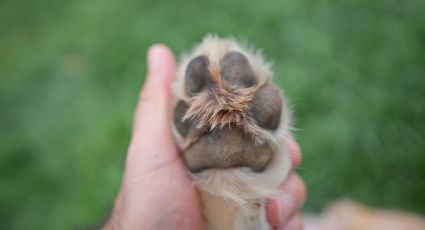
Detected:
left=172, top=39, right=286, bottom=173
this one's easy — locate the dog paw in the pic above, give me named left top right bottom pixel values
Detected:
left=172, top=36, right=288, bottom=174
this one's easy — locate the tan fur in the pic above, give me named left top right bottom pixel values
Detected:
left=305, top=200, right=425, bottom=230
left=171, top=35, right=292, bottom=230
left=183, top=84, right=257, bottom=131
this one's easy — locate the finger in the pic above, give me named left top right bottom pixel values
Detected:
left=127, top=44, right=178, bottom=171
left=285, top=135, right=302, bottom=168
left=267, top=173, right=307, bottom=227
left=133, top=44, right=176, bottom=139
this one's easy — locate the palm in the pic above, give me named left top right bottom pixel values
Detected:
left=154, top=157, right=203, bottom=228
left=118, top=135, right=202, bottom=229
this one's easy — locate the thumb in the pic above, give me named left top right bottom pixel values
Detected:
left=127, top=44, right=178, bottom=173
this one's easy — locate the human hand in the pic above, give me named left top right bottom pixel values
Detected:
left=103, top=44, right=306, bottom=230
left=103, top=44, right=203, bottom=229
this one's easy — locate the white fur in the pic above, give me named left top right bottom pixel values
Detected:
left=172, top=35, right=292, bottom=230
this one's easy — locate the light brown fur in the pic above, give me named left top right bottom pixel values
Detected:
left=305, top=200, right=425, bottom=230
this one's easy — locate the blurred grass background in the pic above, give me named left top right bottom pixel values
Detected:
left=1, top=0, right=425, bottom=229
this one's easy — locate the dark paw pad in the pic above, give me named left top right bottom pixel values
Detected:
left=185, top=56, right=212, bottom=96
left=220, top=51, right=257, bottom=88
left=248, top=84, right=282, bottom=130
left=173, top=100, right=191, bottom=137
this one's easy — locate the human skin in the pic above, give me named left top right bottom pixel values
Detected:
left=103, top=44, right=306, bottom=230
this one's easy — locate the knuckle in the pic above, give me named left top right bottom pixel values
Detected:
left=138, top=85, right=156, bottom=104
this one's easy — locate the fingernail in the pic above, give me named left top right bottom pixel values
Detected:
left=148, top=44, right=163, bottom=73
left=277, top=193, right=295, bottom=226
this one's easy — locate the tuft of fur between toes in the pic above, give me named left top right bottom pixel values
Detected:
left=171, top=35, right=292, bottom=230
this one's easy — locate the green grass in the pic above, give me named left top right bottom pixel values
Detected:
left=1, top=0, right=425, bottom=229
